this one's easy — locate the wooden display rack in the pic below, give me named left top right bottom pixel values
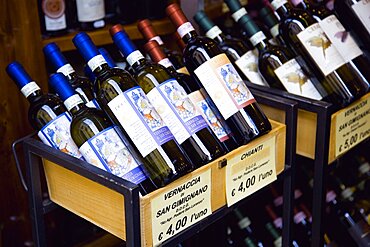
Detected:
left=32, top=120, right=286, bottom=246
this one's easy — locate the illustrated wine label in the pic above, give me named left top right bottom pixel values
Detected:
left=42, top=0, right=67, bottom=31
left=319, top=15, right=363, bottom=62
left=194, top=54, right=256, bottom=120
left=274, top=58, right=323, bottom=100
left=188, top=90, right=230, bottom=142
left=37, top=109, right=82, bottom=159
left=352, top=0, right=370, bottom=34
left=147, top=79, right=208, bottom=145
left=297, top=23, right=346, bottom=76
left=235, top=50, right=268, bottom=87
left=75, top=87, right=100, bottom=109
left=76, top=0, right=105, bottom=22
left=79, top=126, right=147, bottom=184
left=108, top=85, right=174, bottom=158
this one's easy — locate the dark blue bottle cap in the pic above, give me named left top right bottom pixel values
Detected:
left=239, top=15, right=261, bottom=37
left=111, top=28, right=137, bottom=58
left=49, top=73, right=75, bottom=101
left=99, top=48, right=117, bottom=68
left=43, top=42, right=68, bottom=70
left=6, top=61, right=33, bottom=88
left=193, top=10, right=215, bottom=33
left=224, top=0, right=243, bottom=14
left=72, top=32, right=100, bottom=62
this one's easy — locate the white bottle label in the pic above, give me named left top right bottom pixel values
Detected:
left=271, top=0, right=288, bottom=10
left=231, top=7, right=248, bottom=22
left=76, top=0, right=105, bottom=22
left=352, top=0, right=370, bottom=34
left=57, top=64, right=75, bottom=76
left=64, top=94, right=84, bottom=111
left=177, top=22, right=195, bottom=38
left=37, top=111, right=82, bottom=159
left=319, top=15, right=363, bottom=62
left=188, top=90, right=230, bottom=142
left=158, top=58, right=173, bottom=68
left=249, top=31, right=267, bottom=47
left=42, top=0, right=66, bottom=31
left=126, top=50, right=145, bottom=67
left=107, top=86, right=174, bottom=158
left=194, top=54, right=256, bottom=120
left=20, top=82, right=40, bottom=98
left=205, top=26, right=223, bottom=40
left=297, top=23, right=346, bottom=76
left=147, top=80, right=208, bottom=145
left=270, top=24, right=280, bottom=38
left=88, top=55, right=106, bottom=72
left=79, top=126, right=146, bottom=184
left=274, top=58, right=323, bottom=100
left=235, top=49, right=268, bottom=87
left=149, top=36, right=164, bottom=46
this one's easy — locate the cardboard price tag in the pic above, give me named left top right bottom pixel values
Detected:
left=335, top=93, right=370, bottom=157
left=151, top=170, right=212, bottom=246
left=226, top=137, right=277, bottom=206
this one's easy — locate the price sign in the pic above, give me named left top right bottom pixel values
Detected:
left=151, top=170, right=212, bottom=246
left=226, top=137, right=277, bottom=206
left=335, top=94, right=370, bottom=157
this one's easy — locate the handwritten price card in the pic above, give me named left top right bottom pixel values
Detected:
left=226, top=136, right=277, bottom=206
left=151, top=169, right=212, bottom=246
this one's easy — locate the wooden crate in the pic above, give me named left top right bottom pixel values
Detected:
left=42, top=120, right=286, bottom=246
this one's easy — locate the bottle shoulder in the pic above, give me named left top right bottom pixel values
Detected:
left=135, top=62, right=172, bottom=91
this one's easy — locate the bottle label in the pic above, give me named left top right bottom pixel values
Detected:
left=37, top=111, right=82, bottom=159
left=75, top=87, right=100, bottom=109
left=158, top=58, right=173, bottom=68
left=235, top=49, right=268, bottom=87
left=149, top=36, right=164, bottom=46
left=194, top=54, right=256, bottom=120
left=176, top=66, right=190, bottom=75
left=93, top=20, right=105, bottom=28
left=64, top=94, right=84, bottom=111
left=188, top=90, right=230, bottom=142
left=76, top=0, right=105, bottom=22
left=147, top=80, right=208, bottom=145
left=107, top=86, right=174, bottom=158
left=205, top=26, right=223, bottom=40
left=293, top=211, right=306, bottom=224
left=274, top=58, right=323, bottom=100
left=126, top=50, right=145, bottom=67
left=231, top=7, right=248, bottom=22
left=271, top=0, right=288, bottom=10
left=249, top=31, right=267, bottom=47
left=297, top=23, right=346, bottom=76
left=20, top=81, right=40, bottom=98
left=274, top=237, right=282, bottom=247
left=352, top=0, right=370, bottom=34
left=319, top=15, right=363, bottom=62
left=88, top=55, right=106, bottom=72
left=57, top=64, right=75, bottom=76
left=238, top=217, right=251, bottom=229
left=270, top=24, right=280, bottom=38
left=177, top=22, right=195, bottom=39
left=42, top=0, right=67, bottom=31
left=79, top=126, right=146, bottom=184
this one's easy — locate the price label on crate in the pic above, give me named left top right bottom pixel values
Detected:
left=151, top=169, right=212, bottom=246
left=335, top=93, right=370, bottom=157
left=226, top=137, right=277, bottom=206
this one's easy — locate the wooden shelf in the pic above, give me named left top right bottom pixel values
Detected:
left=41, top=19, right=176, bottom=52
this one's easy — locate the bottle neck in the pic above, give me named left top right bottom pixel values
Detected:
left=64, top=94, right=86, bottom=116
left=126, top=50, right=148, bottom=72
left=56, top=63, right=77, bottom=81
left=177, top=22, right=197, bottom=44
left=27, top=90, right=43, bottom=103
left=203, top=25, right=226, bottom=43
left=158, top=58, right=177, bottom=74
left=249, top=31, right=269, bottom=51
left=87, top=54, right=111, bottom=78
left=20, top=81, right=43, bottom=103
left=273, top=1, right=292, bottom=19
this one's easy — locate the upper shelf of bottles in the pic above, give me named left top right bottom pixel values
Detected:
left=42, top=19, right=176, bottom=52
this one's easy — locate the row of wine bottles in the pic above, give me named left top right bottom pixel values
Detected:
left=38, top=0, right=168, bottom=37
left=8, top=4, right=272, bottom=195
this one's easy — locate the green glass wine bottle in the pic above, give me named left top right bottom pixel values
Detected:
left=49, top=72, right=157, bottom=194
left=72, top=32, right=192, bottom=186
left=6, top=61, right=82, bottom=159
left=110, top=25, right=226, bottom=166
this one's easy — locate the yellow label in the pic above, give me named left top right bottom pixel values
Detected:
left=335, top=93, right=370, bottom=157
left=151, top=169, right=212, bottom=246
left=176, top=66, right=190, bottom=75
left=225, top=136, right=277, bottom=206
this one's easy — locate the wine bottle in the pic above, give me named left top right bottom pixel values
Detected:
left=38, top=0, right=70, bottom=37
left=6, top=62, right=82, bottom=159
left=269, top=0, right=369, bottom=106
left=233, top=208, right=265, bottom=247
left=43, top=42, right=99, bottom=109
left=293, top=207, right=312, bottom=247
left=137, top=19, right=185, bottom=70
left=291, top=0, right=370, bottom=88
left=193, top=10, right=268, bottom=87
left=258, top=7, right=287, bottom=47
left=265, top=222, right=282, bottom=247
left=84, top=47, right=119, bottom=82
left=334, top=0, right=370, bottom=53
left=72, top=32, right=192, bottom=186
left=110, top=25, right=226, bottom=166
left=48, top=73, right=156, bottom=194
left=75, top=0, right=105, bottom=30
left=166, top=3, right=272, bottom=145
left=224, top=4, right=326, bottom=100
left=144, top=39, right=239, bottom=152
